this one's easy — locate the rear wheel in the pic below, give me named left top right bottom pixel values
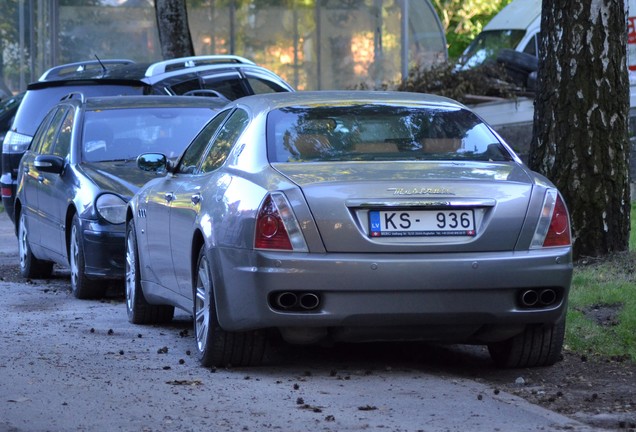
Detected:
left=488, top=317, right=566, bottom=368
left=18, top=211, right=53, bottom=279
left=193, top=246, right=266, bottom=368
left=125, top=220, right=174, bottom=324
left=69, top=214, right=106, bottom=299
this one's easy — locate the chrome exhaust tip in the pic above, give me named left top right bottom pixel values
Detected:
left=299, top=293, right=320, bottom=310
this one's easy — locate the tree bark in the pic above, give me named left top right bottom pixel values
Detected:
left=155, top=0, right=195, bottom=59
left=529, top=0, right=631, bottom=259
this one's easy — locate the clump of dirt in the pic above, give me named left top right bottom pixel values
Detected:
left=581, top=303, right=623, bottom=327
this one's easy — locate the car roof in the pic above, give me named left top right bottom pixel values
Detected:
left=232, top=91, right=466, bottom=112
left=27, top=55, right=292, bottom=92
left=80, top=95, right=229, bottom=111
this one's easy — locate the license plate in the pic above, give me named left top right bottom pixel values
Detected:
left=368, top=209, right=476, bottom=237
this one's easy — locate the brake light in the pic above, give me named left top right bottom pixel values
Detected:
left=543, top=195, right=571, bottom=247
left=531, top=190, right=571, bottom=248
left=254, top=193, right=308, bottom=251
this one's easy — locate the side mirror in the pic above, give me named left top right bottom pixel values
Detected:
left=34, top=154, right=65, bottom=174
left=137, top=153, right=167, bottom=173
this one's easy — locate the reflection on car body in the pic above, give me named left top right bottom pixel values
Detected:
left=15, top=95, right=226, bottom=299
left=126, top=91, right=572, bottom=369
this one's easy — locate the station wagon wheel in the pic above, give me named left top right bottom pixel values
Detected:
left=18, top=211, right=53, bottom=279
left=488, top=316, right=566, bottom=368
left=69, top=213, right=106, bottom=299
left=125, top=220, right=174, bottom=324
left=193, top=246, right=266, bottom=368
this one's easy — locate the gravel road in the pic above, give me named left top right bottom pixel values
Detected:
left=0, top=215, right=597, bottom=432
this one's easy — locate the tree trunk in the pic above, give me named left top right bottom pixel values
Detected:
left=529, top=0, right=631, bottom=259
left=155, top=0, right=195, bottom=59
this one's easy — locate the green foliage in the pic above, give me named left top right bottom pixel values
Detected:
left=431, top=0, right=514, bottom=59
left=565, top=205, right=636, bottom=361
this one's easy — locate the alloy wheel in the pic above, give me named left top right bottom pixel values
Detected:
left=125, top=232, right=136, bottom=313
left=18, top=213, right=28, bottom=272
left=194, top=256, right=211, bottom=355
left=70, top=224, right=79, bottom=288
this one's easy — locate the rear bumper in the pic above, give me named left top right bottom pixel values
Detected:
left=210, top=247, right=572, bottom=343
left=0, top=172, right=16, bottom=223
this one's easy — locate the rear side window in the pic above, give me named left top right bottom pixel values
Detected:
left=267, top=104, right=512, bottom=163
left=13, top=84, right=146, bottom=137
left=202, top=73, right=246, bottom=100
left=246, top=76, right=289, bottom=95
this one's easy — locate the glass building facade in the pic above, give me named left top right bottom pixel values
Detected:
left=0, top=0, right=447, bottom=96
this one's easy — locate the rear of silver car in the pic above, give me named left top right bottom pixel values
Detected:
left=211, top=99, right=572, bottom=367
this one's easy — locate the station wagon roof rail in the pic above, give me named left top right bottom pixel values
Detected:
left=144, top=55, right=256, bottom=77
left=59, top=92, right=86, bottom=103
left=38, top=59, right=136, bottom=81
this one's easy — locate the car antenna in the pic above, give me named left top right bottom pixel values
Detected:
left=94, top=54, right=107, bottom=74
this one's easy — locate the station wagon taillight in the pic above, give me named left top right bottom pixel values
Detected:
left=255, top=193, right=308, bottom=252
left=531, top=190, right=571, bottom=248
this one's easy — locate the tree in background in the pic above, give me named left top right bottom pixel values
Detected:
left=0, top=0, right=19, bottom=97
left=529, top=0, right=630, bottom=259
left=155, top=0, right=195, bottom=59
left=431, top=0, right=513, bottom=59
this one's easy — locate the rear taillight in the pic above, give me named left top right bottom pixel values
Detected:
left=2, top=130, right=32, bottom=154
left=531, top=190, right=571, bottom=248
left=254, top=192, right=308, bottom=251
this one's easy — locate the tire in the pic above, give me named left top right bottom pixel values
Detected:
left=69, top=214, right=106, bottom=299
left=488, top=317, right=566, bottom=368
left=125, top=220, right=174, bottom=324
left=193, top=246, right=266, bottom=368
left=18, top=211, right=53, bottom=279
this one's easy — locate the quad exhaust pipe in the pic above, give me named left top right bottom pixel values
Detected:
left=519, top=288, right=559, bottom=308
left=273, top=291, right=321, bottom=311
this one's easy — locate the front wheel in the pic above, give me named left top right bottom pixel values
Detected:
left=125, top=220, right=174, bottom=324
left=193, top=246, right=266, bottom=368
left=18, top=211, right=53, bottom=279
left=488, top=317, right=566, bottom=368
left=69, top=214, right=106, bottom=299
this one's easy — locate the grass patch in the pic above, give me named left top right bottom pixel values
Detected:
left=565, top=204, right=636, bottom=361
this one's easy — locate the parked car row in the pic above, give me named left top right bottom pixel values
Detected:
left=2, top=55, right=294, bottom=224
left=2, top=57, right=573, bottom=371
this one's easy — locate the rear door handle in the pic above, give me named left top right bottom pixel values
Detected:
left=164, top=192, right=174, bottom=203
left=191, top=193, right=201, bottom=205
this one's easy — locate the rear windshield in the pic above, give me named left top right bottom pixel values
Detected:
left=14, top=84, right=146, bottom=137
left=266, top=104, right=512, bottom=163
left=82, top=106, right=216, bottom=162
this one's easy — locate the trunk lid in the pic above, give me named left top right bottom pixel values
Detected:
left=273, top=161, right=535, bottom=253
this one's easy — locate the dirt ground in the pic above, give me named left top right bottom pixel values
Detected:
left=0, top=258, right=634, bottom=431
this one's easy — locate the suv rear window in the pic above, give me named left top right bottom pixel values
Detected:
left=267, top=105, right=512, bottom=163
left=13, top=83, right=146, bottom=137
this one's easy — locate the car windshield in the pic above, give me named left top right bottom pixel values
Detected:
left=456, top=29, right=527, bottom=69
left=266, top=104, right=513, bottom=163
left=82, top=107, right=215, bottom=162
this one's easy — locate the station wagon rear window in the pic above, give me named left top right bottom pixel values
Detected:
left=266, top=104, right=512, bottom=163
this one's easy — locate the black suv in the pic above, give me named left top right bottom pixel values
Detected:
left=1, top=55, right=294, bottom=223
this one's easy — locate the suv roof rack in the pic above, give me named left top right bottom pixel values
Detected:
left=144, top=55, right=255, bottom=77
left=60, top=92, right=86, bottom=103
left=39, top=59, right=136, bottom=81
